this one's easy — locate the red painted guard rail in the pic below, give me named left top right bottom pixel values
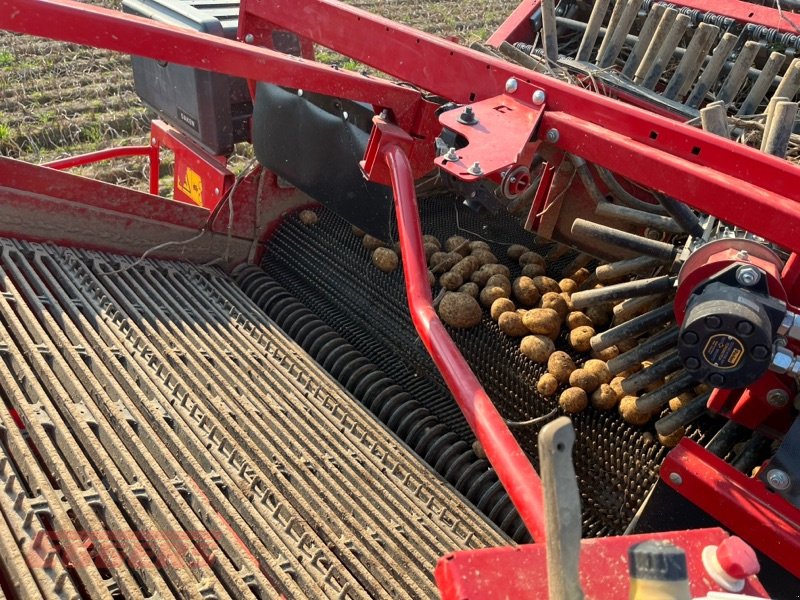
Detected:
left=44, top=145, right=160, bottom=195
left=383, top=143, right=547, bottom=542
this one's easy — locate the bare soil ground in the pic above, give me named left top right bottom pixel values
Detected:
left=0, top=0, right=519, bottom=190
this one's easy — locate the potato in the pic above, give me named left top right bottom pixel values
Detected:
left=469, top=240, right=491, bottom=252
left=363, top=234, right=385, bottom=251
left=559, top=387, right=588, bottom=414
left=617, top=338, right=639, bottom=353
left=458, top=282, right=480, bottom=298
left=451, top=257, right=478, bottom=279
left=480, top=286, right=509, bottom=308
left=591, top=384, right=618, bottom=410
left=423, top=234, right=441, bottom=249
left=585, top=304, right=612, bottom=329
left=569, top=326, right=595, bottom=353
left=439, top=271, right=463, bottom=290
left=537, top=373, right=559, bottom=396
left=299, top=210, right=319, bottom=225
left=658, top=426, right=686, bottom=448
left=519, top=251, right=546, bottom=267
left=568, top=267, right=591, bottom=285
left=499, top=312, right=529, bottom=337
left=428, top=270, right=436, bottom=287
left=619, top=395, right=651, bottom=426
left=486, top=274, right=512, bottom=295
left=559, top=278, right=579, bottom=294
left=583, top=359, right=612, bottom=385
left=430, top=251, right=448, bottom=267
left=424, top=242, right=440, bottom=261
left=446, top=235, right=471, bottom=256
left=532, top=276, right=561, bottom=295
left=471, top=249, right=499, bottom=266
left=522, top=308, right=561, bottom=339
left=512, top=276, right=541, bottom=307
left=592, top=345, right=620, bottom=361
left=569, top=368, right=600, bottom=393
left=669, top=392, right=695, bottom=412
left=490, top=298, right=516, bottom=321
left=694, top=383, right=712, bottom=395
left=472, top=439, right=486, bottom=459
left=560, top=292, right=575, bottom=313
left=521, top=263, right=546, bottom=278
left=541, top=292, right=568, bottom=319
left=438, top=292, right=482, bottom=329
left=566, top=311, right=593, bottom=330
left=507, top=244, right=530, bottom=260
left=520, top=335, right=555, bottom=363
left=471, top=264, right=510, bottom=286
left=548, top=351, right=576, bottom=384
left=352, top=224, right=366, bottom=237
left=372, top=247, right=399, bottom=273
left=431, top=252, right=462, bottom=273
left=609, top=376, right=626, bottom=398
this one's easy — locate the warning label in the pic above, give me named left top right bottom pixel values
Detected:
left=702, top=334, right=745, bottom=370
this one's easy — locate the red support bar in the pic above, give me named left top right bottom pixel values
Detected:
left=43, top=145, right=152, bottom=171
left=382, top=143, right=547, bottom=543
left=486, top=0, right=540, bottom=47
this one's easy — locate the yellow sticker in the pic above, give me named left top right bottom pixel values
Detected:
left=178, top=166, right=203, bottom=206
left=702, top=334, right=744, bottom=370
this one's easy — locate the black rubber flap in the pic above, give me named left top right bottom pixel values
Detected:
left=252, top=82, right=394, bottom=239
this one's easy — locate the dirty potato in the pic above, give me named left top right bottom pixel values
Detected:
left=507, top=244, right=530, bottom=260
left=490, top=298, right=516, bottom=321
left=352, top=224, right=366, bottom=237
left=486, top=274, right=512, bottom=295
left=567, top=267, right=591, bottom=285
left=469, top=240, right=491, bottom=252
left=609, top=376, right=626, bottom=398
left=445, top=235, right=471, bottom=256
left=521, top=263, right=546, bottom=278
left=423, top=234, right=441, bottom=249
left=619, top=395, right=651, bottom=426
left=372, top=247, right=399, bottom=273
left=458, top=282, right=480, bottom=298
left=451, top=257, right=478, bottom=280
left=669, top=392, right=695, bottom=412
left=569, top=368, right=600, bottom=393
left=532, top=276, right=561, bottom=295
left=559, top=387, right=589, bottom=414
left=522, top=308, right=561, bottom=339
left=559, top=278, right=579, bottom=294
left=585, top=304, right=612, bottom=329
left=583, top=359, right=612, bottom=385
left=299, top=210, right=319, bottom=225
left=547, top=351, right=576, bottom=384
left=520, top=335, right=556, bottom=363
left=471, top=249, right=499, bottom=266
left=363, top=234, right=385, bottom=251
left=592, top=345, right=620, bottom=361
left=658, top=426, right=686, bottom=448
left=541, top=291, right=568, bottom=319
left=519, top=251, right=546, bottom=267
left=438, top=292, right=482, bottom=329
left=423, top=242, right=440, bottom=262
left=537, top=373, right=559, bottom=396
left=480, top=286, right=509, bottom=308
left=569, top=326, right=595, bottom=353
left=512, top=276, right=541, bottom=307
left=591, top=384, right=618, bottom=410
left=499, top=311, right=529, bottom=337
left=566, top=311, right=593, bottom=330
left=439, top=271, right=463, bottom=291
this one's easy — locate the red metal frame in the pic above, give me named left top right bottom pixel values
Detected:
left=663, top=440, right=800, bottom=578
left=382, top=138, right=546, bottom=543
left=435, top=527, right=769, bottom=598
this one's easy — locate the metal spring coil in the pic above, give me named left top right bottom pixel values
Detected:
left=234, top=265, right=530, bottom=542
left=641, top=0, right=735, bottom=28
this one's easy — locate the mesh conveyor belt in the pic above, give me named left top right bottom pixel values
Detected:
left=260, top=196, right=721, bottom=538
left=0, top=238, right=507, bottom=600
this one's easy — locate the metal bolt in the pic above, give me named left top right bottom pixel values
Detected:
left=244, top=33, right=255, bottom=44
left=766, top=388, right=789, bottom=408
left=458, top=106, right=477, bottom=125
left=505, top=78, right=518, bottom=94
left=669, top=472, right=683, bottom=485
left=546, top=128, right=560, bottom=143
left=685, top=357, right=701, bottom=370
left=297, top=89, right=304, bottom=97
left=766, top=468, right=791, bottom=490
left=214, top=187, right=220, bottom=196
left=736, top=249, right=750, bottom=260
left=444, top=147, right=459, bottom=161
left=468, top=162, right=483, bottom=176
left=532, top=90, right=546, bottom=105
left=736, top=265, right=761, bottom=287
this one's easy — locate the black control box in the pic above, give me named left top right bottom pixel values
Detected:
left=122, top=0, right=251, bottom=154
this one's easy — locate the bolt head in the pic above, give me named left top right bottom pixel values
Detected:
left=668, top=472, right=683, bottom=485
left=444, top=147, right=458, bottom=161
left=244, top=33, right=255, bottom=44
left=468, top=161, right=483, bottom=175
left=546, top=128, right=560, bottom=143
left=766, top=468, right=791, bottom=490
left=771, top=346, right=793, bottom=372
left=214, top=187, right=220, bottom=196
left=532, top=90, right=546, bottom=105
left=735, top=265, right=761, bottom=287
left=505, top=78, right=518, bottom=94
left=766, top=388, right=789, bottom=408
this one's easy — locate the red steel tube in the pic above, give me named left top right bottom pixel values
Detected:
left=43, top=145, right=152, bottom=171
left=382, top=143, right=547, bottom=542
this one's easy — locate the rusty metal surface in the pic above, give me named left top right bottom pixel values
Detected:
left=0, top=239, right=507, bottom=599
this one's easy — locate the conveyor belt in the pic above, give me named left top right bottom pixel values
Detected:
left=0, top=239, right=507, bottom=599
left=260, top=196, right=722, bottom=539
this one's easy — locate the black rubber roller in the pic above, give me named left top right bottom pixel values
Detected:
left=571, top=219, right=677, bottom=262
